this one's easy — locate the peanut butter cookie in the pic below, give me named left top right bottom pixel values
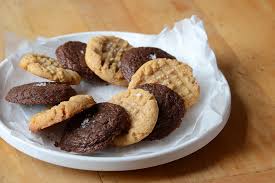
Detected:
left=85, top=36, right=132, bottom=86
left=29, top=95, right=95, bottom=132
left=110, top=89, right=159, bottom=146
left=19, top=54, right=81, bottom=85
left=128, top=59, right=200, bottom=108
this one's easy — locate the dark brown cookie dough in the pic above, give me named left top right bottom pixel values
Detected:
left=59, top=102, right=130, bottom=154
left=120, top=47, right=175, bottom=81
left=5, top=82, right=76, bottom=105
left=55, top=41, right=102, bottom=83
left=138, top=83, right=185, bottom=140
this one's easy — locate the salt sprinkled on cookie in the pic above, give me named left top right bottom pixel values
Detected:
left=34, top=82, right=47, bottom=86
left=135, top=93, right=142, bottom=97
left=149, top=53, right=157, bottom=60
left=117, top=62, right=121, bottom=67
left=81, top=118, right=90, bottom=129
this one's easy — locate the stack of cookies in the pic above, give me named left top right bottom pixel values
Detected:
left=5, top=36, right=199, bottom=154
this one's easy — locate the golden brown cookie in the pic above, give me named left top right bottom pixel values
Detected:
left=85, top=36, right=132, bottom=86
left=19, top=54, right=81, bottom=85
left=29, top=95, right=95, bottom=132
left=128, top=59, right=200, bottom=108
left=110, top=89, right=159, bottom=146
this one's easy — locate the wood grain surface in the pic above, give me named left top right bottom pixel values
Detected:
left=0, top=0, right=275, bottom=182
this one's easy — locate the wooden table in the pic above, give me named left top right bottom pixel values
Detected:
left=0, top=0, right=274, bottom=182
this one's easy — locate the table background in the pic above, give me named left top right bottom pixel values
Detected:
left=0, top=0, right=274, bottom=182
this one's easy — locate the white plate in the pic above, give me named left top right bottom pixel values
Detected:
left=0, top=17, right=231, bottom=171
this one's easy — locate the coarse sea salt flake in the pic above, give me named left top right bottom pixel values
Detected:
left=35, top=82, right=47, bottom=86
left=81, top=118, right=90, bottom=128
left=149, top=53, right=157, bottom=60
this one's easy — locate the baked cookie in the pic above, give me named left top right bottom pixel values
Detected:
left=138, top=84, right=185, bottom=140
left=110, top=89, right=158, bottom=146
left=59, top=103, right=130, bottom=153
left=29, top=95, right=95, bottom=132
left=128, top=59, right=200, bottom=108
left=19, top=54, right=81, bottom=85
left=120, top=47, right=175, bottom=81
left=85, top=36, right=132, bottom=86
left=5, top=82, right=76, bottom=105
left=55, top=41, right=102, bottom=83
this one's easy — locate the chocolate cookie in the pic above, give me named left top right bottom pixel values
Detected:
left=55, top=41, right=102, bottom=83
left=5, top=82, right=76, bottom=105
left=120, top=47, right=175, bottom=81
left=59, top=102, right=130, bottom=153
left=138, top=84, right=185, bottom=140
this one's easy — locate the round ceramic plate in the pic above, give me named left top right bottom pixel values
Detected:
left=0, top=19, right=231, bottom=171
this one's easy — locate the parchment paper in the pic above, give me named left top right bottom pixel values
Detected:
left=0, top=16, right=229, bottom=157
